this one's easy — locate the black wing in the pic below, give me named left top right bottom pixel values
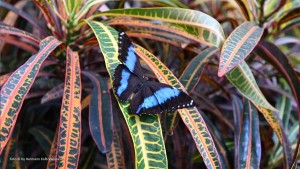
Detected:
left=117, top=30, right=143, bottom=77
left=147, top=81, right=195, bottom=112
left=113, top=64, right=142, bottom=101
left=130, top=85, right=164, bottom=115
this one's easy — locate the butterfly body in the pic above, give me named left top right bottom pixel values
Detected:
left=113, top=30, right=195, bottom=115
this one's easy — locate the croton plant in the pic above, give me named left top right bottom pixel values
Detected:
left=0, top=0, right=299, bottom=169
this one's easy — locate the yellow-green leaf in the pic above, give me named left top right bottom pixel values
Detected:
left=226, top=61, right=276, bottom=111
left=86, top=21, right=167, bottom=169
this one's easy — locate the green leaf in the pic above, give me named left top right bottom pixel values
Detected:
left=218, top=22, right=263, bottom=77
left=86, top=21, right=167, bottom=169
left=0, top=36, right=61, bottom=155
left=94, top=7, right=225, bottom=47
left=226, top=61, right=276, bottom=111
left=28, top=126, right=54, bottom=156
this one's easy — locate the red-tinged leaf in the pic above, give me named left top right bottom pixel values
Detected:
left=218, top=22, right=263, bottom=77
left=0, top=36, right=61, bottom=155
left=0, top=36, right=38, bottom=53
left=56, top=47, right=81, bottom=169
left=0, top=73, right=12, bottom=88
left=82, top=71, right=113, bottom=153
left=237, top=100, right=261, bottom=169
left=47, top=126, right=58, bottom=169
left=0, top=24, right=40, bottom=45
left=41, top=83, right=64, bottom=103
left=256, top=41, right=300, bottom=165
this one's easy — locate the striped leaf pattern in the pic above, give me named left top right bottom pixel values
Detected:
left=96, top=7, right=225, bottom=47
left=106, top=128, right=126, bottom=169
left=86, top=21, right=167, bottom=169
left=41, top=83, right=64, bottom=103
left=0, top=36, right=61, bottom=155
left=82, top=71, right=113, bottom=153
left=135, top=45, right=222, bottom=169
left=218, top=22, right=263, bottom=77
left=56, top=47, right=81, bottom=169
left=0, top=24, right=39, bottom=44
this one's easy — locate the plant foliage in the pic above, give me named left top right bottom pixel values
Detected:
left=0, top=0, right=299, bottom=168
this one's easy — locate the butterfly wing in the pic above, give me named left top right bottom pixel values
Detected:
left=130, top=86, right=164, bottom=115
left=118, top=30, right=143, bottom=77
left=113, top=64, right=142, bottom=101
left=147, top=81, right=195, bottom=111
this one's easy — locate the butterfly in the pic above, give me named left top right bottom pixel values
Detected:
left=113, top=30, right=195, bottom=115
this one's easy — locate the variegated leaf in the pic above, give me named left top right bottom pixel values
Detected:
left=135, top=45, right=222, bottom=169
left=218, top=22, right=263, bottom=77
left=86, top=21, right=168, bottom=169
left=226, top=61, right=276, bottom=111
left=56, top=47, right=81, bottom=169
left=95, top=7, right=225, bottom=47
left=0, top=36, right=61, bottom=155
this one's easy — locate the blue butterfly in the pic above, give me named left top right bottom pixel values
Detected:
left=113, top=31, right=195, bottom=115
